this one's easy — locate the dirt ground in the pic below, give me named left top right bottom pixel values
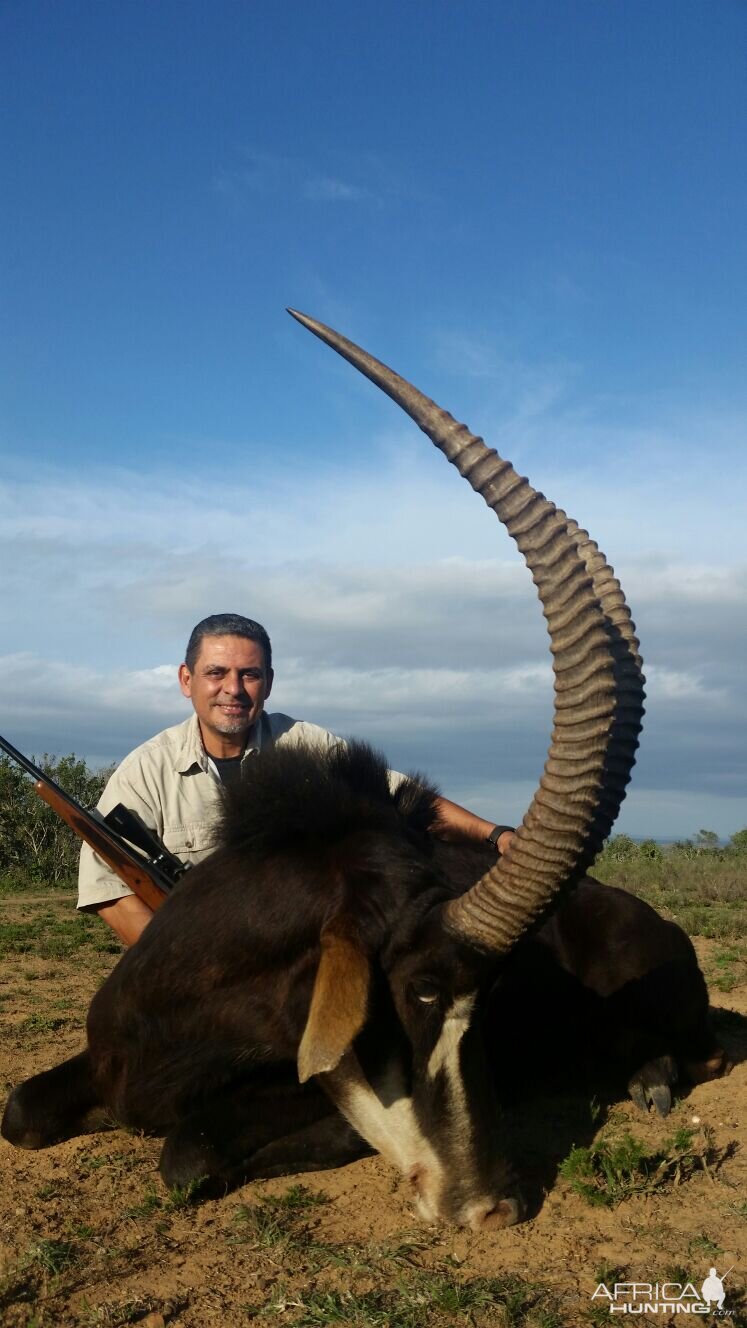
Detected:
left=0, top=893, right=745, bottom=1327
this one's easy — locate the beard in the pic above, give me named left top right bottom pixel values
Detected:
left=210, top=709, right=254, bottom=736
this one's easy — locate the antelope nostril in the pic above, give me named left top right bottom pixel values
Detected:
left=484, top=1197, right=522, bottom=1229
left=468, top=1196, right=523, bottom=1230
left=408, top=1164, right=423, bottom=1190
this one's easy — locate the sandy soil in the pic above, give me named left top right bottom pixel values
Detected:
left=0, top=896, right=745, bottom=1326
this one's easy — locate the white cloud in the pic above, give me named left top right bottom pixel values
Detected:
left=643, top=665, right=726, bottom=704
left=432, top=330, right=577, bottom=423
left=304, top=176, right=372, bottom=203
left=1, top=626, right=744, bottom=840
left=274, top=660, right=551, bottom=725
left=2, top=393, right=746, bottom=839
left=212, top=149, right=381, bottom=208
left=0, top=655, right=182, bottom=723
left=627, top=564, right=744, bottom=605
left=0, top=651, right=550, bottom=737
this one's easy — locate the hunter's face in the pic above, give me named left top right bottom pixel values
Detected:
left=178, top=635, right=273, bottom=756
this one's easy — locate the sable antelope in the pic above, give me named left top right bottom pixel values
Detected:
left=1, top=314, right=727, bottom=1228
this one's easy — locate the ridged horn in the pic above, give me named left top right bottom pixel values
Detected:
left=288, top=309, right=645, bottom=955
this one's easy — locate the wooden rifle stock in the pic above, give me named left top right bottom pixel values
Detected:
left=34, top=782, right=168, bottom=912
left=1, top=732, right=174, bottom=911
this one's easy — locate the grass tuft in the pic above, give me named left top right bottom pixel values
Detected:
left=26, top=1238, right=79, bottom=1276
left=164, top=1176, right=208, bottom=1209
left=255, top=1271, right=562, bottom=1326
left=559, top=1125, right=730, bottom=1207
left=231, top=1184, right=329, bottom=1252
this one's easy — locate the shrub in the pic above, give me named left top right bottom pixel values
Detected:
left=695, top=828, right=720, bottom=850
left=559, top=1126, right=728, bottom=1207
left=600, top=834, right=638, bottom=862
left=638, top=838, right=663, bottom=861
left=0, top=754, right=111, bottom=888
left=729, top=827, right=747, bottom=855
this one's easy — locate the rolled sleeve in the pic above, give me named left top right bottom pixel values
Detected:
left=77, top=766, right=163, bottom=911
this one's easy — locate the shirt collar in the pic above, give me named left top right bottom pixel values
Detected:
left=175, top=711, right=268, bottom=775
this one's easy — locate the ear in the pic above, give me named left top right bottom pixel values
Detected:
left=178, top=663, right=192, bottom=699
left=297, top=917, right=370, bottom=1084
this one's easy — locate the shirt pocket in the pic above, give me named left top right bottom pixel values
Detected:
left=163, top=822, right=221, bottom=865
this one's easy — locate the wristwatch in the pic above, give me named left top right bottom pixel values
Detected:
left=485, top=824, right=514, bottom=848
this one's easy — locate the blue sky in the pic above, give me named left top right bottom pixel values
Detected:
left=1, top=0, right=746, bottom=839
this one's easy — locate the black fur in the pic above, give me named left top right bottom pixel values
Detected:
left=1, top=740, right=727, bottom=1215
left=219, top=741, right=439, bottom=857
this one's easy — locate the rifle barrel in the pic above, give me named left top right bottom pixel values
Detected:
left=0, top=733, right=69, bottom=794
left=1, top=731, right=175, bottom=905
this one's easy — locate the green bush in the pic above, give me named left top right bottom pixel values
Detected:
left=671, top=838, right=698, bottom=858
left=600, top=834, right=638, bottom=862
left=598, top=827, right=747, bottom=868
left=729, top=827, right=747, bottom=855
left=0, top=754, right=111, bottom=888
left=559, top=1127, right=726, bottom=1207
left=638, top=838, right=663, bottom=862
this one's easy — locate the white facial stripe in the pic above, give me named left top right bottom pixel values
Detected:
left=426, top=991, right=480, bottom=1218
left=320, top=998, right=487, bottom=1226
left=321, top=1050, right=443, bottom=1203
left=427, top=993, right=476, bottom=1082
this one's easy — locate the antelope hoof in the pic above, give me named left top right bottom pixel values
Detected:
left=628, top=1055, right=677, bottom=1118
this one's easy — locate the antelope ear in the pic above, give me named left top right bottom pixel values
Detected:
left=297, top=919, right=371, bottom=1084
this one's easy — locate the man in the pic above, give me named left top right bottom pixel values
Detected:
left=78, top=613, right=514, bottom=947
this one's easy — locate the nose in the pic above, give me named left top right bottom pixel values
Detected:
left=464, top=1195, right=523, bottom=1231
left=410, top=1167, right=524, bottom=1230
left=222, top=671, right=244, bottom=697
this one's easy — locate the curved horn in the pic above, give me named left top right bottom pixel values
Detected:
left=288, top=309, right=645, bottom=955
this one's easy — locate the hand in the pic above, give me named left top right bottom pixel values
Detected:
left=495, top=830, right=514, bottom=855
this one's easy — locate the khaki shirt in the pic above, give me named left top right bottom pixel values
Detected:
left=77, top=711, right=350, bottom=909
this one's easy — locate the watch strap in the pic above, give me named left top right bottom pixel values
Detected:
left=486, top=824, right=514, bottom=847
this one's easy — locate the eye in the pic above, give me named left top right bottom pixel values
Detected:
left=409, top=978, right=440, bottom=1006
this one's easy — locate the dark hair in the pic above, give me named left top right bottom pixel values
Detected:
left=185, top=615, right=272, bottom=673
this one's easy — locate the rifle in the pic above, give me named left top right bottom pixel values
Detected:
left=0, top=734, right=188, bottom=912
